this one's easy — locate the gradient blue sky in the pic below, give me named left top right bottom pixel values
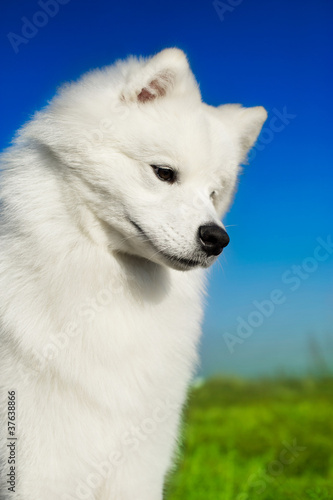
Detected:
left=1, top=0, right=332, bottom=377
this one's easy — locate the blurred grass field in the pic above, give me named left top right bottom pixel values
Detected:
left=165, top=377, right=333, bottom=500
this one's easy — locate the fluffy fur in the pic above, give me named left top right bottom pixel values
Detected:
left=0, top=48, right=267, bottom=499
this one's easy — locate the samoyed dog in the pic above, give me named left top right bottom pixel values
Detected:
left=0, top=48, right=266, bottom=499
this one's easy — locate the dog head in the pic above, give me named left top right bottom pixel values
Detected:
left=23, top=48, right=267, bottom=271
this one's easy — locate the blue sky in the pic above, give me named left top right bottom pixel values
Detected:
left=1, top=0, right=332, bottom=377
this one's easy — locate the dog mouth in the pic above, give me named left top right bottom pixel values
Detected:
left=128, top=219, right=203, bottom=270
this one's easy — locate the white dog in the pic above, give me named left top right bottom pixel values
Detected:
left=0, top=48, right=266, bottom=499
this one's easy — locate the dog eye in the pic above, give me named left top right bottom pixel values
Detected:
left=151, top=165, right=176, bottom=184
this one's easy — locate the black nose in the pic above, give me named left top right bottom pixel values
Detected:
left=198, top=224, right=230, bottom=256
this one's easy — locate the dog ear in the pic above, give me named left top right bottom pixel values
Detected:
left=218, top=104, right=267, bottom=160
left=120, top=48, right=199, bottom=103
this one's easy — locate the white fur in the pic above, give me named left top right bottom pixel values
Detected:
left=0, top=48, right=267, bottom=499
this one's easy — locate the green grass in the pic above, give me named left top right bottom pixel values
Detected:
left=165, top=377, right=333, bottom=500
